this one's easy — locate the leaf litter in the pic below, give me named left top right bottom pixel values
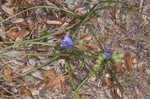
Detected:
left=0, top=0, right=150, bottom=98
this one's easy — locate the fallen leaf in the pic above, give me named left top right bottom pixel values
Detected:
left=3, top=65, right=12, bottom=79
left=44, top=75, right=69, bottom=89
left=21, top=87, right=34, bottom=99
left=119, top=39, right=134, bottom=45
left=6, top=27, right=30, bottom=41
left=41, top=69, right=57, bottom=79
left=47, top=20, right=62, bottom=25
left=110, top=88, right=122, bottom=99
left=112, top=61, right=122, bottom=72
left=50, top=0, right=56, bottom=4
left=129, top=5, right=139, bottom=10
left=0, top=26, right=7, bottom=41
left=80, top=94, right=89, bottom=99
left=124, top=52, right=133, bottom=70
left=15, top=30, right=30, bottom=41
left=60, top=79, right=67, bottom=94
left=27, top=19, right=35, bottom=30
left=110, top=8, right=116, bottom=23
left=80, top=34, right=92, bottom=41
left=1, top=90, right=7, bottom=99
left=11, top=18, right=25, bottom=23
left=6, top=27, right=20, bottom=40
left=86, top=43, right=99, bottom=48
left=117, top=23, right=126, bottom=29
left=43, top=76, right=60, bottom=88
left=16, top=65, right=33, bottom=75
left=138, top=64, right=145, bottom=73
left=57, top=17, right=66, bottom=23
left=75, top=45, right=88, bottom=49
left=1, top=5, right=14, bottom=16
left=99, top=37, right=105, bottom=43
left=57, top=96, right=63, bottom=99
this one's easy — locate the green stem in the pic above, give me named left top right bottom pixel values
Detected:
left=88, top=25, right=104, bottom=52
left=1, top=53, right=72, bottom=82
left=67, top=60, right=80, bottom=99
left=73, top=65, right=104, bottom=97
left=2, top=55, right=60, bottom=81
left=0, top=5, right=82, bottom=24
left=110, top=70, right=124, bottom=99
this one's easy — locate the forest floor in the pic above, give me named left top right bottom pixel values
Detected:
left=0, top=0, right=150, bottom=99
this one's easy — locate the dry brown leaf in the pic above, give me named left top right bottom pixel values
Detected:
left=138, top=64, right=145, bottom=73
left=124, top=52, right=133, bottom=70
left=6, top=27, right=30, bottom=41
left=75, top=45, right=88, bottom=49
left=3, top=65, right=12, bottom=79
left=80, top=34, right=92, bottom=41
left=117, top=23, right=126, bottom=29
left=119, top=39, right=134, bottom=45
left=80, top=94, right=89, bottom=99
left=41, top=69, right=57, bottom=79
left=110, top=8, right=126, bottom=29
left=60, top=80, right=67, bottom=94
left=86, top=43, right=99, bottom=48
left=129, top=6, right=139, bottom=10
left=99, top=37, right=105, bottom=43
left=57, top=17, right=66, bottom=23
left=57, top=96, right=63, bottom=99
left=1, top=90, right=7, bottom=99
left=16, top=65, right=33, bottom=75
left=112, top=61, right=122, bottom=72
left=15, top=30, right=30, bottom=41
left=27, top=19, right=35, bottom=30
left=1, top=5, right=14, bottom=16
left=47, top=20, right=62, bottom=25
left=0, top=27, right=7, bottom=42
left=50, top=0, right=57, bottom=4
left=110, top=8, right=116, bottom=23
left=44, top=76, right=60, bottom=88
left=21, top=87, right=34, bottom=99
left=11, top=18, right=24, bottom=23
left=44, top=75, right=69, bottom=89
left=6, top=27, right=20, bottom=40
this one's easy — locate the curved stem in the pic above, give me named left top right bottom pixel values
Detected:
left=0, top=5, right=82, bottom=24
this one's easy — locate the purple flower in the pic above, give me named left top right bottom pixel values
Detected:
left=61, top=34, right=75, bottom=47
left=104, top=50, right=112, bottom=58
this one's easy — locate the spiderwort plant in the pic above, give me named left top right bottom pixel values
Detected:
left=61, top=34, right=75, bottom=47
